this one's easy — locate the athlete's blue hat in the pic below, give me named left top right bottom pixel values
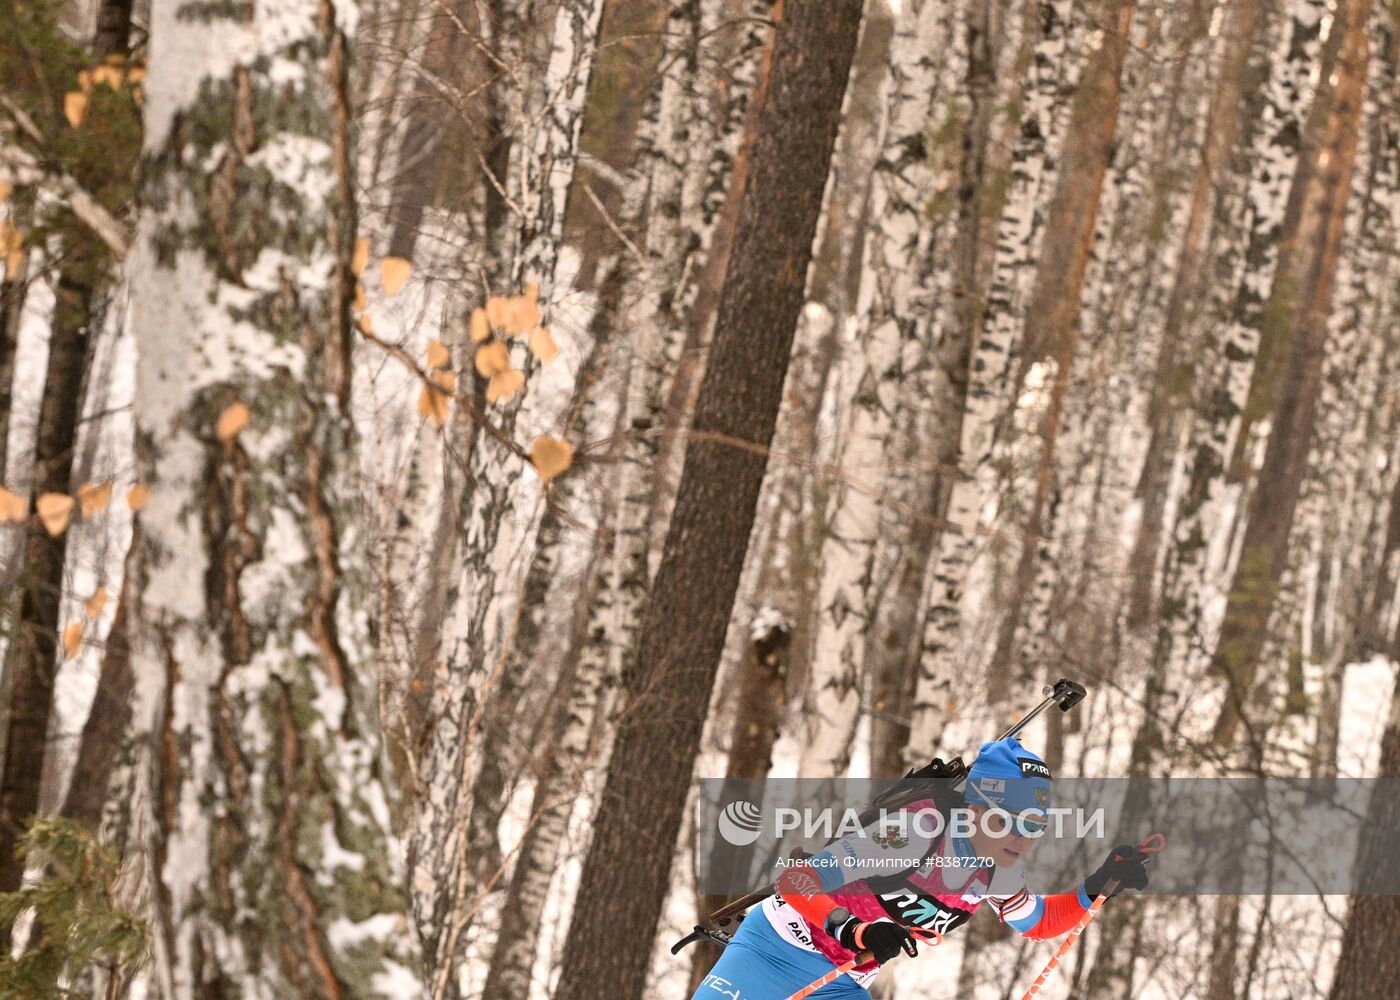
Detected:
left=964, top=737, right=1053, bottom=815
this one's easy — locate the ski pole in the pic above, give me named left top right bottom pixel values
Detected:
left=780, top=929, right=941, bottom=1000
left=997, top=679, right=1087, bottom=744
left=1015, top=833, right=1166, bottom=1000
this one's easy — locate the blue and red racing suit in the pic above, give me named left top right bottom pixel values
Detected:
left=692, top=797, right=1095, bottom=999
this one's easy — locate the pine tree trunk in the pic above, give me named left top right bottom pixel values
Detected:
left=1210, top=0, right=1370, bottom=746
left=1329, top=671, right=1400, bottom=1000
left=128, top=2, right=417, bottom=994
left=553, top=3, right=865, bottom=995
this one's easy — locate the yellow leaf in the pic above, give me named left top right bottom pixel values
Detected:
left=63, top=621, right=83, bottom=660
left=426, top=339, right=450, bottom=369
left=0, top=486, right=26, bottom=522
left=0, top=221, right=19, bottom=253
left=0, top=181, right=11, bottom=204
left=216, top=401, right=250, bottom=442
left=358, top=312, right=373, bottom=334
left=91, top=65, right=123, bottom=89
left=84, top=588, right=108, bottom=619
left=78, top=480, right=113, bottom=516
left=354, top=282, right=367, bottom=312
left=126, top=484, right=151, bottom=511
left=470, top=308, right=491, bottom=343
left=486, top=368, right=525, bottom=405
left=529, top=435, right=574, bottom=482
left=127, top=65, right=147, bottom=85
left=5, top=250, right=21, bottom=274
left=523, top=281, right=539, bottom=305
left=431, top=370, right=457, bottom=393
left=504, top=295, right=541, bottom=337
left=528, top=326, right=559, bottom=364
left=417, top=385, right=449, bottom=426
left=485, top=295, right=508, bottom=329
left=64, top=91, right=88, bottom=128
left=474, top=340, right=509, bottom=378
left=380, top=256, right=412, bottom=295
left=37, top=493, right=75, bottom=536
left=78, top=69, right=94, bottom=92
left=352, top=236, right=370, bottom=276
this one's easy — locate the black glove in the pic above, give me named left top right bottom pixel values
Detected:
left=832, top=914, right=918, bottom=963
left=1083, top=844, right=1150, bottom=899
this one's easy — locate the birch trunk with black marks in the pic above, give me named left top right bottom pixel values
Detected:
left=408, top=1, right=604, bottom=990
left=907, top=0, right=1080, bottom=751
left=1211, top=0, right=1372, bottom=747
left=1152, top=0, right=1327, bottom=710
left=555, top=3, right=865, bottom=995
left=127, top=1, right=418, bottom=995
left=989, top=0, right=1136, bottom=682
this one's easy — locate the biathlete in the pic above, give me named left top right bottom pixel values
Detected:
left=692, top=736, right=1151, bottom=999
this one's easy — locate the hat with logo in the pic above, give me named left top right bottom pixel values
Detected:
left=964, top=736, right=1053, bottom=817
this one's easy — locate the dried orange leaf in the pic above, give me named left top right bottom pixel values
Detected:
left=380, top=256, right=412, bottom=295
left=485, top=295, right=508, bottom=329
left=431, top=370, right=457, bottom=392
left=486, top=368, right=525, bottom=405
left=528, top=326, right=559, bottom=364
left=358, top=312, right=373, bottom=334
left=0, top=486, right=26, bottom=522
left=470, top=309, right=491, bottom=343
left=37, top=493, right=75, bottom=536
left=0, top=181, right=11, bottom=204
left=84, top=588, right=108, bottom=618
left=523, top=281, right=540, bottom=305
left=351, top=236, right=370, bottom=277
left=92, top=65, right=123, bottom=89
left=127, top=65, right=148, bottom=84
left=417, top=384, right=450, bottom=426
left=426, top=339, right=450, bottom=369
left=529, top=435, right=574, bottom=482
left=216, top=401, right=250, bottom=442
left=354, top=282, right=367, bottom=312
left=64, top=91, right=88, bottom=128
left=78, top=480, right=113, bottom=516
left=5, top=250, right=21, bottom=274
left=77, top=69, right=94, bottom=93
left=126, top=484, right=151, bottom=511
left=63, top=621, right=83, bottom=659
left=474, top=340, right=509, bottom=378
left=505, top=296, right=541, bottom=336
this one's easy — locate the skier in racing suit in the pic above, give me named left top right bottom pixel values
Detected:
left=693, top=737, right=1151, bottom=999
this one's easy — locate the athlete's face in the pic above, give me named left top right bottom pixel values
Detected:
left=965, top=806, right=1041, bottom=867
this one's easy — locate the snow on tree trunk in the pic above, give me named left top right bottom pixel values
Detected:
left=907, top=0, right=1080, bottom=752
left=127, top=1, right=418, bottom=996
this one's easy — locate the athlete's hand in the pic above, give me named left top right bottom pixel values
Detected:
left=833, top=916, right=918, bottom=963
left=1083, top=844, right=1150, bottom=899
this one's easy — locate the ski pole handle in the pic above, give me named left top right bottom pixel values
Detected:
left=1015, top=834, right=1166, bottom=1000
left=779, top=928, right=942, bottom=1000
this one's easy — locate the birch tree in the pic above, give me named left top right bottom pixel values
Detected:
left=1210, top=0, right=1372, bottom=746
left=908, top=0, right=1081, bottom=752
left=126, top=1, right=417, bottom=995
